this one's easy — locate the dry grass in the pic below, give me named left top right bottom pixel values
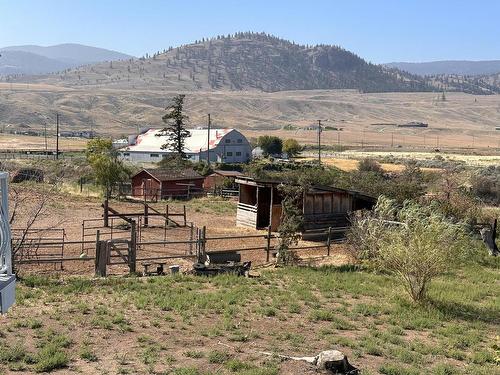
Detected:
left=0, top=134, right=88, bottom=150
left=1, top=87, right=500, bottom=151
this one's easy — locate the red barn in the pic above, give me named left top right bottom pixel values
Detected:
left=203, top=170, right=244, bottom=190
left=131, top=168, right=204, bottom=200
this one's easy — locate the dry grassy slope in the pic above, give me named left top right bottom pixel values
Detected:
left=1, top=86, right=499, bottom=149
left=22, top=34, right=430, bottom=93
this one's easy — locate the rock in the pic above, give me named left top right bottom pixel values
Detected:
left=315, top=350, right=358, bottom=374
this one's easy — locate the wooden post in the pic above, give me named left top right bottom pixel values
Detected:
left=195, top=228, right=200, bottom=258
left=95, top=230, right=108, bottom=277
left=144, top=203, right=149, bottom=227
left=103, top=198, right=109, bottom=227
left=201, top=226, right=207, bottom=263
left=327, top=227, right=332, bottom=256
left=166, top=205, right=169, bottom=225
left=129, top=220, right=137, bottom=274
left=189, top=222, right=194, bottom=255
left=266, top=226, right=272, bottom=262
left=183, top=205, right=187, bottom=227
left=94, top=230, right=100, bottom=275
left=81, top=221, right=85, bottom=255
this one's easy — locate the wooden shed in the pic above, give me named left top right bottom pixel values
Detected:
left=131, top=168, right=204, bottom=200
left=235, top=176, right=375, bottom=238
left=203, top=170, right=244, bottom=190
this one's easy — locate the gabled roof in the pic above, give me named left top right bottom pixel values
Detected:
left=133, top=168, right=203, bottom=182
left=210, top=170, right=244, bottom=177
left=123, top=128, right=235, bottom=153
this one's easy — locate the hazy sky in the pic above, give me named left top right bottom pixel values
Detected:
left=1, top=0, right=499, bottom=63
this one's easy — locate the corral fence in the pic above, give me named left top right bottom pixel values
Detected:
left=0, top=149, right=83, bottom=160
left=13, top=222, right=343, bottom=277
left=11, top=228, right=66, bottom=271
left=12, top=198, right=345, bottom=276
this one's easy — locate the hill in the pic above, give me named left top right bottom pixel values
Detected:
left=20, top=33, right=434, bottom=93
left=0, top=50, right=70, bottom=75
left=0, top=43, right=133, bottom=75
left=385, top=60, right=500, bottom=76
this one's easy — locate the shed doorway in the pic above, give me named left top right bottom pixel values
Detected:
left=257, top=186, right=272, bottom=228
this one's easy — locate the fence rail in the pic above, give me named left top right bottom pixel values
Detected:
left=13, top=222, right=345, bottom=275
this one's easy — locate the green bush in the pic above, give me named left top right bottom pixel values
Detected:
left=349, top=197, right=471, bottom=302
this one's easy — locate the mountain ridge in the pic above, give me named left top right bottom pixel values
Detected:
left=385, top=60, right=500, bottom=76
left=0, top=43, right=134, bottom=75
left=3, top=33, right=500, bottom=94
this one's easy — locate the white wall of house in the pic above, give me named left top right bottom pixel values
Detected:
left=119, top=129, right=252, bottom=164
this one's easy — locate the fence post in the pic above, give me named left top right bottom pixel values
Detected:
left=327, top=227, right=332, bottom=256
left=95, top=230, right=107, bottom=277
left=200, top=226, right=207, bottom=263
left=103, top=198, right=109, bottom=227
left=189, top=222, right=194, bottom=255
left=129, top=221, right=137, bottom=274
left=183, top=205, right=187, bottom=227
left=266, top=226, right=272, bottom=262
left=166, top=205, right=169, bottom=225
left=81, top=221, right=85, bottom=255
left=195, top=228, right=199, bottom=258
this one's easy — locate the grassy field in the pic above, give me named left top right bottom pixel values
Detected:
left=1, top=88, right=500, bottom=151
left=1, top=255, right=498, bottom=374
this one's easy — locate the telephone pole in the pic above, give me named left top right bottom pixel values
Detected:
left=44, top=121, right=48, bottom=158
left=317, top=119, right=323, bottom=164
left=55, top=113, right=60, bottom=160
left=207, top=113, right=211, bottom=166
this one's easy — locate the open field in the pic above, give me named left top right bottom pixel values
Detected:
left=1, top=87, right=500, bottom=151
left=2, top=248, right=498, bottom=374
left=0, top=134, right=87, bottom=151
left=2, top=183, right=499, bottom=374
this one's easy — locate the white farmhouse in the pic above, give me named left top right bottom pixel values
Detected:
left=119, top=128, right=252, bottom=164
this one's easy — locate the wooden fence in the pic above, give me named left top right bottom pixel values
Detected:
left=14, top=223, right=343, bottom=277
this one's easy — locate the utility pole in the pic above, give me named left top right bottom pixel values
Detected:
left=44, top=121, right=48, bottom=158
left=207, top=113, right=211, bottom=166
left=317, top=120, right=322, bottom=164
left=55, top=113, right=60, bottom=160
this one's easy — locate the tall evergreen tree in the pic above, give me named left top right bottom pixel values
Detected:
left=158, top=94, right=190, bottom=159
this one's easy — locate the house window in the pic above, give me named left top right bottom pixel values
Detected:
left=236, top=151, right=241, bottom=156
left=225, top=139, right=231, bottom=143
left=237, top=139, right=243, bottom=143
left=226, top=151, right=233, bottom=156
left=150, top=153, right=159, bottom=158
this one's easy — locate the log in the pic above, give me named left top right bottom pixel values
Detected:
left=480, top=219, right=499, bottom=256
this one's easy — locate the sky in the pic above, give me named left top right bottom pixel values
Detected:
left=1, top=0, right=499, bottom=63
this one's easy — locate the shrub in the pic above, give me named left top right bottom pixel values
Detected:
left=471, top=166, right=500, bottom=204
left=358, top=158, right=383, bottom=174
left=208, top=350, right=231, bottom=364
left=349, top=197, right=470, bottom=302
